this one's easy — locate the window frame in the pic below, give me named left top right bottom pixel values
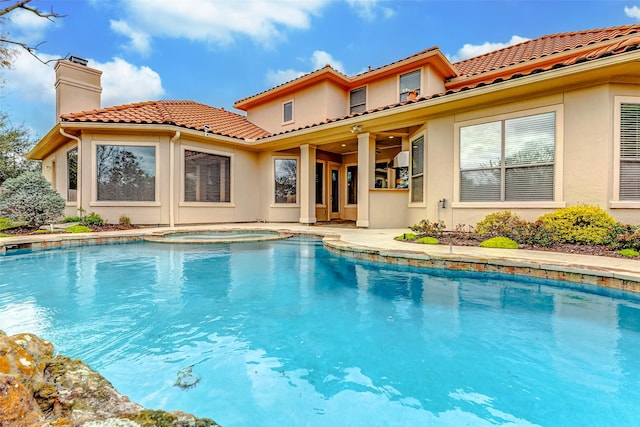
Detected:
left=91, top=140, right=160, bottom=207
left=180, top=146, right=234, bottom=206
left=399, top=70, right=421, bottom=102
left=283, top=100, right=294, bottom=124
left=349, top=87, right=367, bottom=114
left=316, top=161, right=325, bottom=206
left=612, top=96, right=640, bottom=208
left=272, top=156, right=299, bottom=206
left=453, top=105, right=565, bottom=209
left=345, top=164, right=358, bottom=206
left=410, top=134, right=425, bottom=205
left=66, top=146, right=78, bottom=203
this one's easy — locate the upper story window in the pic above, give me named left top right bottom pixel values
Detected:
left=184, top=149, right=231, bottom=203
left=283, top=100, right=294, bottom=124
left=399, top=70, right=420, bottom=102
left=459, top=112, right=555, bottom=202
left=96, top=144, right=156, bottom=201
left=67, top=147, right=77, bottom=202
left=619, top=103, right=640, bottom=200
left=274, top=158, right=297, bottom=203
left=350, top=87, right=366, bottom=114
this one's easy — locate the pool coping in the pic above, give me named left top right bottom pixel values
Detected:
left=1, top=223, right=639, bottom=293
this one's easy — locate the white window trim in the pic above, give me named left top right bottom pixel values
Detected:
left=399, top=69, right=421, bottom=102
left=611, top=96, right=640, bottom=209
left=408, top=132, right=426, bottom=207
left=282, top=99, right=294, bottom=125
left=316, top=160, right=326, bottom=207
left=452, top=104, right=565, bottom=208
left=91, top=140, right=161, bottom=207
left=271, top=155, right=300, bottom=207
left=344, top=162, right=358, bottom=207
left=349, top=86, right=368, bottom=114
left=66, top=146, right=78, bottom=206
left=179, top=145, right=235, bottom=207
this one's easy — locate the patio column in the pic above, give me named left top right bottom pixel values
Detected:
left=299, top=143, right=317, bottom=224
left=357, top=132, right=375, bottom=228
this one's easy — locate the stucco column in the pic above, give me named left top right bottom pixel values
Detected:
left=357, top=132, right=375, bottom=228
left=299, top=143, right=317, bottom=224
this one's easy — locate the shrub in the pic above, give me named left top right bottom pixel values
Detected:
left=396, top=232, right=417, bottom=241
left=618, top=248, right=639, bottom=258
left=82, top=212, right=105, bottom=226
left=0, top=172, right=65, bottom=227
left=476, top=211, right=525, bottom=238
left=62, top=216, right=83, bottom=223
left=479, top=236, right=519, bottom=249
left=539, top=205, right=616, bottom=245
left=511, top=220, right=555, bottom=247
left=410, top=219, right=446, bottom=237
left=0, top=217, right=24, bottom=231
left=66, top=225, right=92, bottom=233
left=613, top=228, right=640, bottom=251
left=119, top=215, right=131, bottom=226
left=417, top=236, right=439, bottom=245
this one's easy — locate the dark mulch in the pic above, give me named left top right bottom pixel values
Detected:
left=1, top=224, right=139, bottom=236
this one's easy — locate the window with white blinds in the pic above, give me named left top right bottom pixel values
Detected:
left=184, top=150, right=231, bottom=203
left=459, top=112, right=555, bottom=202
left=411, top=136, right=424, bottom=203
left=620, top=103, right=640, bottom=200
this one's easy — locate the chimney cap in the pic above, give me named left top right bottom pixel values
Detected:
left=68, top=56, right=88, bottom=66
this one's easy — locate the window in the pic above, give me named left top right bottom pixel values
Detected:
left=350, top=87, right=366, bottom=114
left=67, top=147, right=77, bottom=202
left=459, top=112, right=555, bottom=202
left=399, top=70, right=420, bottom=102
left=620, top=103, right=640, bottom=200
left=274, top=159, right=297, bottom=203
left=184, top=150, right=230, bottom=202
left=347, top=165, right=357, bottom=204
left=96, top=145, right=156, bottom=201
left=411, top=136, right=424, bottom=203
left=316, top=162, right=324, bottom=204
left=283, top=101, right=293, bottom=123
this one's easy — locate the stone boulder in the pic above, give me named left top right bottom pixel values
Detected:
left=0, top=331, right=220, bottom=427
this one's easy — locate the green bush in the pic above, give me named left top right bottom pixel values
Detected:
left=410, top=219, right=446, bottom=237
left=612, top=227, right=640, bottom=251
left=417, top=236, right=439, bottom=245
left=618, top=248, right=639, bottom=257
left=119, top=214, right=131, bottom=226
left=66, top=225, right=92, bottom=233
left=538, top=205, right=615, bottom=245
left=0, top=172, right=65, bottom=227
left=82, top=212, right=105, bottom=226
left=476, top=211, right=524, bottom=238
left=397, top=232, right=417, bottom=241
left=62, top=216, right=83, bottom=223
left=0, top=217, right=24, bottom=231
left=511, top=220, right=555, bottom=247
left=479, top=236, right=519, bottom=249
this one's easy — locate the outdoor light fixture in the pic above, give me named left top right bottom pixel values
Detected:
left=350, top=125, right=362, bottom=134
left=203, top=125, right=211, bottom=136
left=439, top=198, right=447, bottom=209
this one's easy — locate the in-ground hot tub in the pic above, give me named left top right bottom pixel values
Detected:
left=144, top=229, right=293, bottom=244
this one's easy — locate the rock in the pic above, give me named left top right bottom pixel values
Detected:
left=0, top=331, right=221, bottom=427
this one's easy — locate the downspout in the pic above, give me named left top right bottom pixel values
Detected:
left=59, top=128, right=82, bottom=215
left=169, top=131, right=181, bottom=228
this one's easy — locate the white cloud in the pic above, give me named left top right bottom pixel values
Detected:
left=6, top=8, right=55, bottom=44
left=448, top=35, right=530, bottom=62
left=345, top=0, right=395, bottom=21
left=625, top=5, right=640, bottom=19
left=265, top=50, right=346, bottom=86
left=112, top=0, right=330, bottom=53
left=110, top=20, right=152, bottom=55
left=89, top=57, right=165, bottom=106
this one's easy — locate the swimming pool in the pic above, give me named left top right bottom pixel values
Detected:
left=1, top=238, right=639, bottom=426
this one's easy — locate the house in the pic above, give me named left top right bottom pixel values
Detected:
left=28, top=25, right=640, bottom=228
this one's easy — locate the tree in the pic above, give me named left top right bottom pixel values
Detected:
left=0, top=0, right=63, bottom=67
left=0, top=113, right=39, bottom=185
left=0, top=171, right=65, bottom=227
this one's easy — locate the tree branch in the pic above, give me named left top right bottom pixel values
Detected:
left=0, top=38, right=58, bottom=65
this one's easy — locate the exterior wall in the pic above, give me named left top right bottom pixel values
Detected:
left=55, top=61, right=101, bottom=119
left=246, top=81, right=348, bottom=134
left=370, top=189, right=409, bottom=227
left=367, top=65, right=445, bottom=109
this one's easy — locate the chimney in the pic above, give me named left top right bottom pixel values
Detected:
left=54, top=56, right=102, bottom=121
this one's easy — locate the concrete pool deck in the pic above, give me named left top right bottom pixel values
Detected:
left=1, top=222, right=639, bottom=293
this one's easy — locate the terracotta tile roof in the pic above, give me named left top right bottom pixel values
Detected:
left=452, top=24, right=640, bottom=79
left=60, top=100, right=270, bottom=140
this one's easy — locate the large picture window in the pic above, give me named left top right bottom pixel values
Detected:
left=346, top=165, right=357, bottom=205
left=67, top=147, right=77, bottom=202
left=459, top=112, right=555, bottom=202
left=620, top=103, right=640, bottom=200
left=96, top=145, right=156, bottom=201
left=184, top=150, right=231, bottom=202
left=411, top=136, right=424, bottom=203
left=274, top=158, right=297, bottom=203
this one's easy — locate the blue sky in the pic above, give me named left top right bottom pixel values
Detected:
left=2, top=0, right=640, bottom=139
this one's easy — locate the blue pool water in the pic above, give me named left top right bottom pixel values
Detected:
left=1, top=238, right=640, bottom=426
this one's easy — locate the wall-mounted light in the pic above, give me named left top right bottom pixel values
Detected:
left=350, top=125, right=362, bottom=134
left=439, top=198, right=447, bottom=209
